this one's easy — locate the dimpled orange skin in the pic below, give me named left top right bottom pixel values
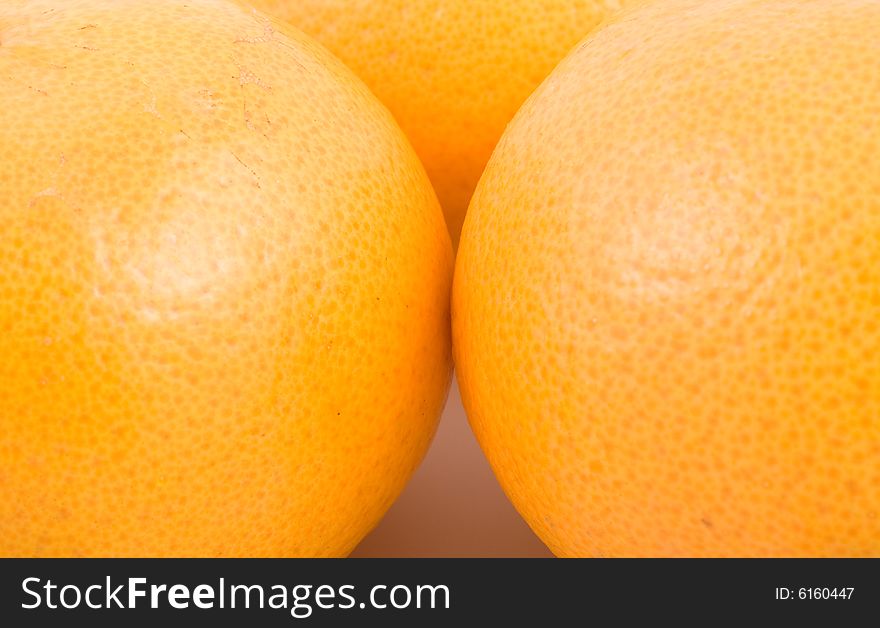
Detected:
left=454, top=0, right=880, bottom=557
left=249, top=0, right=636, bottom=247
left=0, top=0, right=452, bottom=557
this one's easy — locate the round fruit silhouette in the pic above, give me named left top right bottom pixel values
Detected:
left=454, top=0, right=880, bottom=557
left=250, top=0, right=637, bottom=246
left=0, top=0, right=452, bottom=557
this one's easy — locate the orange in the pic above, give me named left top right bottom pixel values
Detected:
left=454, top=0, right=880, bottom=557
left=0, top=0, right=452, bottom=557
left=249, top=0, right=637, bottom=246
